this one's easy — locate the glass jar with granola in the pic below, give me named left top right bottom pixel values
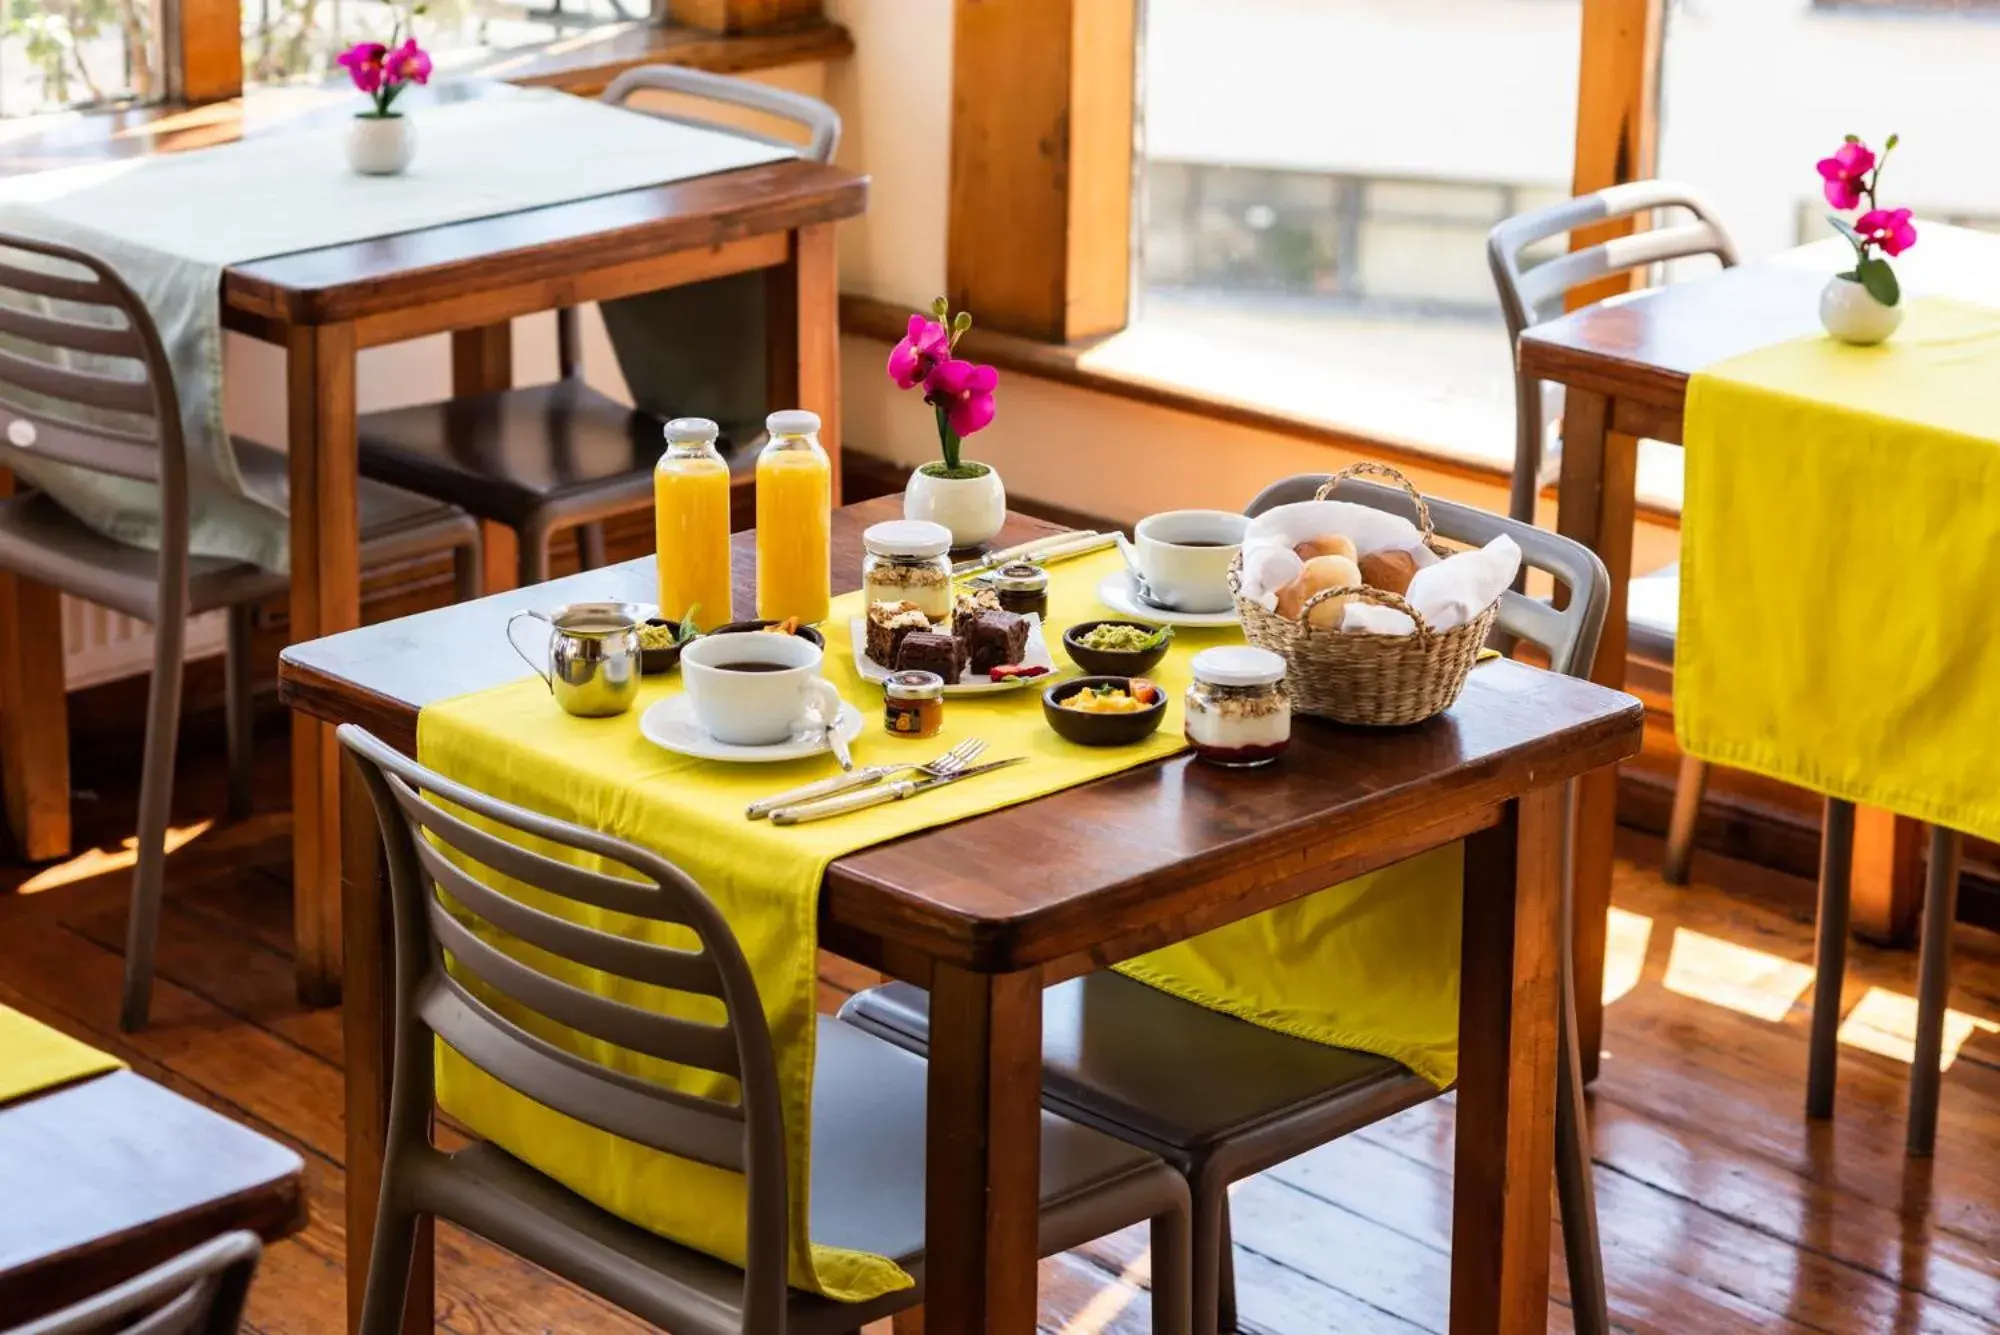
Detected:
left=862, top=519, right=954, bottom=623
left=1184, top=646, right=1290, bottom=767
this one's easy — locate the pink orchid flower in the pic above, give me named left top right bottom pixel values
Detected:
left=1856, top=207, right=1918, bottom=258
left=1817, top=141, right=1875, bottom=211
left=385, top=38, right=433, bottom=87
left=925, top=358, right=999, bottom=437
left=887, top=314, right=951, bottom=391
left=337, top=41, right=389, bottom=96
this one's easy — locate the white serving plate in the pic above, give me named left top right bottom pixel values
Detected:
left=849, top=612, right=1058, bottom=695
left=638, top=696, right=864, bottom=763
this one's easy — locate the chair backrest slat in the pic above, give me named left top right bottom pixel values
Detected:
left=0, top=342, right=156, bottom=416
left=0, top=299, right=147, bottom=360
left=1244, top=474, right=1608, bottom=677
left=0, top=397, right=161, bottom=481
left=340, top=723, right=791, bottom=1330
left=11, top=1231, right=261, bottom=1335
left=415, top=836, right=726, bottom=997
left=1485, top=180, right=1738, bottom=526
left=601, top=65, right=842, bottom=164
left=427, top=898, right=741, bottom=1076
left=0, top=256, right=114, bottom=306
left=385, top=776, right=701, bottom=925
left=420, top=975, right=750, bottom=1171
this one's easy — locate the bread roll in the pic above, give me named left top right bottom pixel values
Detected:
left=1293, top=533, right=1358, bottom=564
left=1359, top=548, right=1420, bottom=596
left=1273, top=554, right=1363, bottom=626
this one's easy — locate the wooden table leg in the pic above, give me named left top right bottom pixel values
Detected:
left=0, top=463, right=69, bottom=862
left=1453, top=786, right=1565, bottom=1335
left=1552, top=388, right=1635, bottom=1084
left=450, top=324, right=520, bottom=596
left=288, top=322, right=361, bottom=1006
left=341, top=754, right=431, bottom=1335
left=1851, top=807, right=1924, bottom=947
left=924, top=965, right=1042, bottom=1335
left=766, top=222, right=842, bottom=501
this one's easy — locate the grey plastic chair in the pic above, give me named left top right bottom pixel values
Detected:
left=1487, top=180, right=1740, bottom=887
left=841, top=473, right=1613, bottom=1335
left=354, top=65, right=842, bottom=589
left=6, top=1230, right=261, bottom=1335
left=0, top=234, right=478, bottom=1032
left=339, top=724, right=1192, bottom=1335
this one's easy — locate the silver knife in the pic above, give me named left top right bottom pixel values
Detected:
left=769, top=757, right=1027, bottom=826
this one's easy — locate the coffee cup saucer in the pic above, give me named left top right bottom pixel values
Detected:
left=1096, top=570, right=1241, bottom=628
left=639, top=695, right=864, bottom=763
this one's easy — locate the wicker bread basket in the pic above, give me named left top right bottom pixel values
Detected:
left=1231, top=462, right=1498, bottom=726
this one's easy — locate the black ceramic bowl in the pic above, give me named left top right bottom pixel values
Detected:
left=1042, top=675, right=1168, bottom=747
left=1062, top=619, right=1173, bottom=677
left=639, top=619, right=689, bottom=675
left=710, top=618, right=828, bottom=651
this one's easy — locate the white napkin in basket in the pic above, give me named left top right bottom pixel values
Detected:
left=1342, top=535, right=1522, bottom=637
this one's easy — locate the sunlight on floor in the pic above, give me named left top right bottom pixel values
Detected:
left=16, top=819, right=215, bottom=895
left=1836, top=985, right=2000, bottom=1071
left=1057, top=1245, right=1153, bottom=1335
left=1601, top=906, right=1654, bottom=1005
left=1662, top=927, right=1817, bottom=1023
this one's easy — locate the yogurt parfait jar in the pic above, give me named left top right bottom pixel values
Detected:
left=1185, top=646, right=1291, bottom=767
left=861, top=519, right=955, bottom=623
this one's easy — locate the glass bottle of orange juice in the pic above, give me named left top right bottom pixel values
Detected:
left=755, top=409, right=832, bottom=625
left=654, top=417, right=733, bottom=632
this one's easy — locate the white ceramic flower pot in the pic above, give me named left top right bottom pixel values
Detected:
left=904, top=462, right=1006, bottom=548
left=346, top=115, right=415, bottom=176
left=1820, top=274, right=1902, bottom=346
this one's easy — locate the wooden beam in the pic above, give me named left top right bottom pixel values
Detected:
left=948, top=0, right=1137, bottom=343
left=674, top=0, right=822, bottom=34
left=167, top=0, right=245, bottom=105
left=1567, top=0, right=1663, bottom=310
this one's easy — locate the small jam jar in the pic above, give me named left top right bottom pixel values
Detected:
left=862, top=520, right=955, bottom=623
left=990, top=562, right=1050, bottom=621
left=1185, top=646, right=1290, bottom=767
left=883, top=669, right=946, bottom=739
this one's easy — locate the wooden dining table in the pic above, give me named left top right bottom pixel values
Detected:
left=0, top=1067, right=306, bottom=1324
left=1519, top=225, right=2000, bottom=1080
left=279, top=494, right=1642, bottom=1335
left=0, top=83, right=867, bottom=1007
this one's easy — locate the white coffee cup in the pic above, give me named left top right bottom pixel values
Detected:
left=1116, top=510, right=1250, bottom=613
left=680, top=632, right=843, bottom=747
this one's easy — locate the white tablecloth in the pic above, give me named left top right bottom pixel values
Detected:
left=0, top=83, right=793, bottom=571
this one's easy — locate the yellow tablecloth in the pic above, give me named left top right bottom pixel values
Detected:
left=417, top=545, right=1463, bottom=1301
left=0, top=1004, right=123, bottom=1105
left=1680, top=297, right=2000, bottom=844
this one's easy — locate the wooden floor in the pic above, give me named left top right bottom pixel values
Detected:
left=3, top=725, right=1997, bottom=1335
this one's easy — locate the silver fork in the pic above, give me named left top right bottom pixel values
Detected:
left=745, top=738, right=988, bottom=820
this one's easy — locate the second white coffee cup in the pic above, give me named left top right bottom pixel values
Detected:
left=681, top=632, right=843, bottom=747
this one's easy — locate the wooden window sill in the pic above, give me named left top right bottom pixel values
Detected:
left=841, top=293, right=1685, bottom=527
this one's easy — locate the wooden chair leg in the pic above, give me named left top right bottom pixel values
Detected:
left=1907, top=827, right=1962, bottom=1157
left=120, top=609, right=187, bottom=1032
left=356, top=1198, right=423, bottom=1335
left=1557, top=956, right=1609, bottom=1335
left=1214, top=1198, right=1237, bottom=1333
left=1661, top=754, right=1710, bottom=885
left=577, top=522, right=609, bottom=571
left=1151, top=1197, right=1194, bottom=1335
left=452, top=539, right=482, bottom=605
left=224, top=605, right=256, bottom=821
left=1189, top=1172, right=1231, bottom=1335
left=518, top=525, right=554, bottom=589
left=1806, top=798, right=1856, bottom=1119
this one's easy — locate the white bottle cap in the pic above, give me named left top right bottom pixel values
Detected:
left=766, top=409, right=822, bottom=437
left=664, top=417, right=720, bottom=444
left=1191, top=645, right=1287, bottom=688
left=863, top=519, right=953, bottom=560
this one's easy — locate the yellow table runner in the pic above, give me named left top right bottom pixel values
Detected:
left=1681, top=297, right=2000, bottom=844
left=417, top=545, right=1462, bottom=1302
left=0, top=1004, right=123, bottom=1105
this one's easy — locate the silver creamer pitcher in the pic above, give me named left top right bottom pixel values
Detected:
left=505, top=602, right=645, bottom=717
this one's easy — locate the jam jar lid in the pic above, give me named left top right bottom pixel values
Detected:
left=863, top=519, right=953, bottom=560
left=884, top=669, right=946, bottom=701
left=990, top=561, right=1049, bottom=592
left=1191, top=645, right=1287, bottom=688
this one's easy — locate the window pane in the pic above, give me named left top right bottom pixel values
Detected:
left=1135, top=0, right=1582, bottom=465
left=244, top=0, right=643, bottom=89
left=2, top=0, right=165, bottom=117
left=1660, top=0, right=2000, bottom=262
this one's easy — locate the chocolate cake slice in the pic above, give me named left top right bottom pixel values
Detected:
left=958, top=608, right=1030, bottom=675
left=894, top=631, right=962, bottom=683
left=865, top=600, right=932, bottom=665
